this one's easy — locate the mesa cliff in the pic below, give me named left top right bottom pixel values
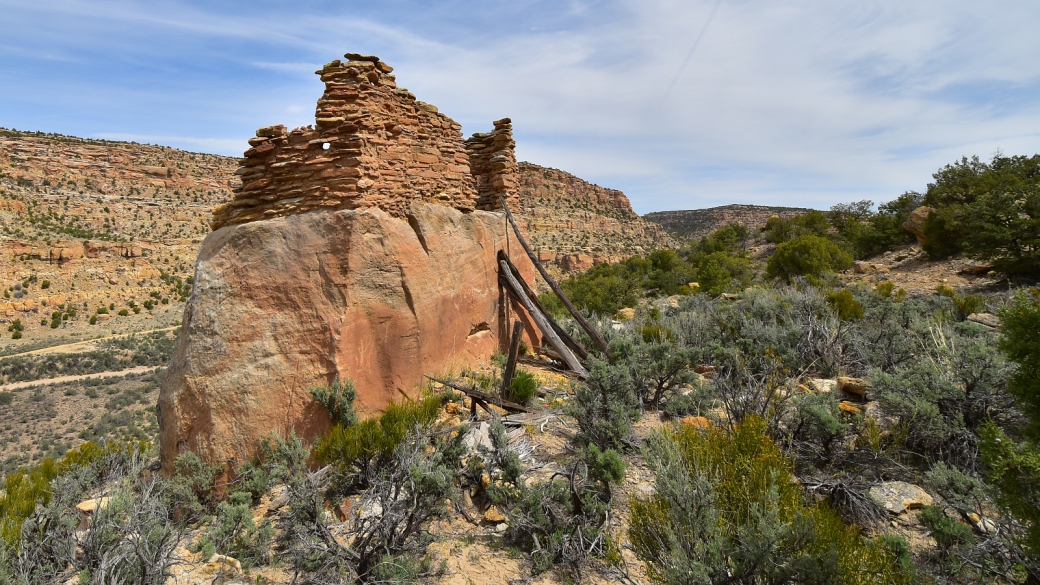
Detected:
left=159, top=53, right=536, bottom=475
left=516, top=163, right=675, bottom=272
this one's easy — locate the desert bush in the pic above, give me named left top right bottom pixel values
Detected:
left=979, top=289, right=1040, bottom=561
left=872, top=323, right=1012, bottom=470
left=764, top=211, right=831, bottom=244
left=195, top=491, right=274, bottom=567
left=848, top=289, right=937, bottom=373
left=767, top=234, right=853, bottom=283
left=78, top=474, right=187, bottom=585
left=0, top=441, right=123, bottom=546
left=828, top=289, right=864, bottom=321
left=504, top=445, right=625, bottom=576
left=920, top=505, right=974, bottom=554
left=313, top=396, right=441, bottom=488
left=828, top=194, right=922, bottom=259
left=920, top=154, right=1040, bottom=270
left=630, top=417, right=913, bottom=584
left=789, top=391, right=849, bottom=460
left=566, top=341, right=640, bottom=452
left=282, top=422, right=464, bottom=583
left=310, top=379, right=359, bottom=428
left=0, top=393, right=11, bottom=406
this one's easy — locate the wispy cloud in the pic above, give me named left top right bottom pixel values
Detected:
left=1, top=0, right=1039, bottom=213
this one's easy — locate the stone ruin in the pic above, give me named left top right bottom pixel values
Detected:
left=212, top=53, right=519, bottom=229
left=158, top=53, right=538, bottom=476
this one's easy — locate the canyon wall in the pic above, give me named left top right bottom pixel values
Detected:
left=516, top=162, right=676, bottom=272
left=160, top=53, right=534, bottom=475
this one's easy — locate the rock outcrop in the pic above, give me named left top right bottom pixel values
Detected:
left=159, top=53, right=536, bottom=475
left=644, top=204, right=816, bottom=239
left=902, top=206, right=933, bottom=246
left=516, top=163, right=675, bottom=271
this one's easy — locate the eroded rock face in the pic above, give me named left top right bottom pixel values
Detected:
left=158, top=203, right=537, bottom=475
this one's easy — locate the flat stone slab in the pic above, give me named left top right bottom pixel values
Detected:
left=869, top=481, right=933, bottom=514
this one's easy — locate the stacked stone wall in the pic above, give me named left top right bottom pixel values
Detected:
left=212, top=53, right=519, bottom=229
left=465, top=118, right=520, bottom=211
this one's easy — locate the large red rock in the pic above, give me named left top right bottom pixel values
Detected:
left=158, top=203, right=537, bottom=475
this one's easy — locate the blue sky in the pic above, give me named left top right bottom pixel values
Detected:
left=2, top=0, right=1038, bottom=213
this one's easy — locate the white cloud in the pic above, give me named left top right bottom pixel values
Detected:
left=2, top=0, right=1039, bottom=213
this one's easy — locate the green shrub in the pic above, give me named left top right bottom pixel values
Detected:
left=790, top=391, right=848, bottom=458
left=117, top=309, right=129, bottom=316
left=766, top=235, right=853, bottom=282
left=828, top=194, right=921, bottom=259
left=89, top=315, right=97, bottom=325
left=310, top=379, right=359, bottom=427
left=313, top=396, right=441, bottom=486
left=0, top=393, right=11, bottom=406
left=507, top=369, right=538, bottom=406
left=9, top=332, right=19, bottom=340
left=827, top=289, right=864, bottom=321
left=195, top=491, right=274, bottom=567
left=567, top=342, right=640, bottom=452
left=919, top=505, right=973, bottom=553
left=979, top=290, right=1040, bottom=558
left=629, top=417, right=914, bottom=584
left=875, top=533, right=913, bottom=572
left=764, top=211, right=830, bottom=244
left=504, top=445, right=625, bottom=576
left=0, top=440, right=147, bottom=546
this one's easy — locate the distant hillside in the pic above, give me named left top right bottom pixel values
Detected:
left=517, top=162, right=676, bottom=271
left=644, top=204, right=817, bottom=239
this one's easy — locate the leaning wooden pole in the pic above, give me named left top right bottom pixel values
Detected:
left=500, top=320, right=524, bottom=399
left=499, top=259, right=589, bottom=378
left=498, top=250, right=588, bottom=361
left=499, top=197, right=610, bottom=354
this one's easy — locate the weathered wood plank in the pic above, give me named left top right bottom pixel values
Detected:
left=501, top=320, right=524, bottom=399
left=498, top=251, right=589, bottom=361
left=499, top=197, right=610, bottom=354
left=499, top=259, right=589, bottom=378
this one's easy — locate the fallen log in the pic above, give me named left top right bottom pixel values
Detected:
left=499, top=259, right=589, bottom=378
left=426, top=376, right=534, bottom=414
left=499, top=197, right=609, bottom=354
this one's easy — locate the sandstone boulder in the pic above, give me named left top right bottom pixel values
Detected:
left=869, top=481, right=933, bottom=514
left=967, top=312, right=1000, bottom=329
left=902, top=206, right=934, bottom=245
left=837, top=376, right=870, bottom=397
left=158, top=203, right=536, bottom=476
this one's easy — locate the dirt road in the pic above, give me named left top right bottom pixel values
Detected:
left=0, top=365, right=162, bottom=393
left=0, top=326, right=180, bottom=360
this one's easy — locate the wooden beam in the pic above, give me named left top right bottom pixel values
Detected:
left=499, top=197, right=610, bottom=354
left=426, top=376, right=534, bottom=414
left=498, top=251, right=588, bottom=361
left=501, top=320, right=524, bottom=399
left=499, top=259, right=589, bottom=378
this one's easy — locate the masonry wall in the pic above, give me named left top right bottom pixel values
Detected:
left=212, top=53, right=519, bottom=230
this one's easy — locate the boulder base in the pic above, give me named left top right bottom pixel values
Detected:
left=158, top=203, right=536, bottom=475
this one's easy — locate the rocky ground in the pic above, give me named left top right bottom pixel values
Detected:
left=837, top=243, right=1006, bottom=297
